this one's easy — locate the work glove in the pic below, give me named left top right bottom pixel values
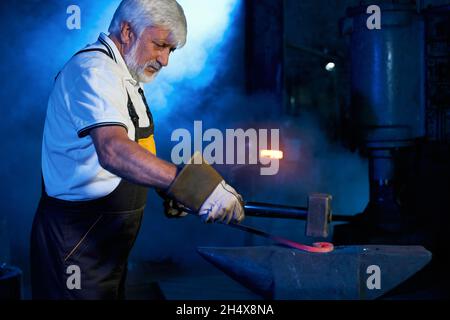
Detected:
left=160, top=182, right=245, bottom=223
left=198, top=180, right=245, bottom=224
left=163, top=198, right=189, bottom=218
left=165, top=152, right=245, bottom=224
left=156, top=189, right=189, bottom=218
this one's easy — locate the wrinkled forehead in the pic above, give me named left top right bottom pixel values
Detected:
left=141, top=26, right=177, bottom=46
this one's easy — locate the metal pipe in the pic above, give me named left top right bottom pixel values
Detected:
left=285, top=42, right=339, bottom=61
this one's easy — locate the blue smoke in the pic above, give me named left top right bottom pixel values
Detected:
left=0, top=0, right=246, bottom=277
left=150, top=0, right=241, bottom=98
left=0, top=0, right=369, bottom=293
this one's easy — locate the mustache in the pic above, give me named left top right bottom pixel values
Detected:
left=144, top=60, right=162, bottom=72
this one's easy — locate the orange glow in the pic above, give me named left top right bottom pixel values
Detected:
left=260, top=149, right=283, bottom=160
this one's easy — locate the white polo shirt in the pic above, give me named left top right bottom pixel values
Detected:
left=42, top=33, right=152, bottom=201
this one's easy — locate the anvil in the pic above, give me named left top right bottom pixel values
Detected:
left=197, top=245, right=431, bottom=300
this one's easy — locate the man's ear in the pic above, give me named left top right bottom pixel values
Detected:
left=119, top=21, right=135, bottom=46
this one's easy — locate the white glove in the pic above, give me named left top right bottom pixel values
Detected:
left=199, top=180, right=245, bottom=224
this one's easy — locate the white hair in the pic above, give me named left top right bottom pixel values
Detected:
left=108, top=0, right=187, bottom=48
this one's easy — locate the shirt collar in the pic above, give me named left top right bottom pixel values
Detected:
left=98, top=32, right=139, bottom=86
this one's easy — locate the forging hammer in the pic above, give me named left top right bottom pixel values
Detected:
left=184, top=193, right=344, bottom=251
left=244, top=193, right=336, bottom=238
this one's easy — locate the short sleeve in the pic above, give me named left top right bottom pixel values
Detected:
left=64, top=62, right=129, bottom=138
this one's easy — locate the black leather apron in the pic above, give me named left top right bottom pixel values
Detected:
left=31, top=45, right=156, bottom=299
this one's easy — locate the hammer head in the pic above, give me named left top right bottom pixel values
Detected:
left=306, top=193, right=332, bottom=238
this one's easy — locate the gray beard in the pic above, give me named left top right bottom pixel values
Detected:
left=124, top=40, right=159, bottom=83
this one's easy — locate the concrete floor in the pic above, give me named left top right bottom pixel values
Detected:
left=125, top=260, right=262, bottom=300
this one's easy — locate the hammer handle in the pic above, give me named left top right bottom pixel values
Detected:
left=244, top=202, right=354, bottom=222
left=244, top=202, right=308, bottom=220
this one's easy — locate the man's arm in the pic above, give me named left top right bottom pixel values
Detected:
left=90, top=125, right=177, bottom=189
left=90, top=125, right=244, bottom=224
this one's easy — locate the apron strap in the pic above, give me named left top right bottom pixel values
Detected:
left=53, top=39, right=155, bottom=145
left=126, top=93, right=140, bottom=141
left=74, top=48, right=112, bottom=58
left=138, top=88, right=154, bottom=127
left=126, top=91, right=155, bottom=142
left=54, top=46, right=113, bottom=82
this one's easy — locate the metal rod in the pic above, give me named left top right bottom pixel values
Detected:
left=186, top=207, right=335, bottom=252
left=224, top=222, right=333, bottom=253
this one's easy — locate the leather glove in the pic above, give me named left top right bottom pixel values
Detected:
left=163, top=198, right=189, bottom=219
left=156, top=188, right=189, bottom=219
left=198, top=180, right=245, bottom=224
left=164, top=152, right=245, bottom=224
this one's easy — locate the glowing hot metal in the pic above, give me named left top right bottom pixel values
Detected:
left=260, top=149, right=283, bottom=160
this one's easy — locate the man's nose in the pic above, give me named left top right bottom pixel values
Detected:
left=157, top=49, right=170, bottom=67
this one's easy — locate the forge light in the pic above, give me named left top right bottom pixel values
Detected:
left=260, top=150, right=283, bottom=160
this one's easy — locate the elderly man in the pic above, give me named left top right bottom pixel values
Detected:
left=31, top=0, right=244, bottom=300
